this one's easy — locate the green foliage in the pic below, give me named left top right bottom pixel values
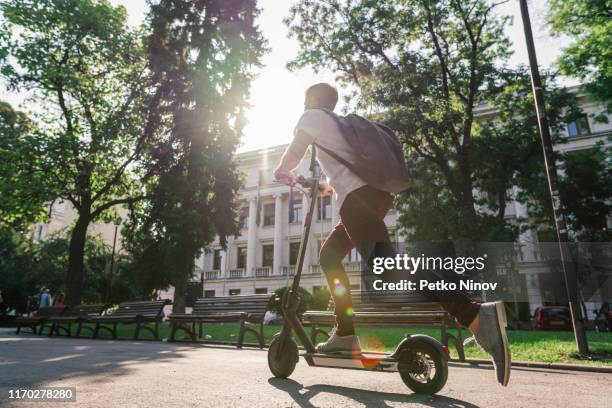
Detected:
left=124, top=0, right=267, bottom=312
left=548, top=0, right=612, bottom=111
left=557, top=143, right=612, bottom=241
left=0, top=226, right=146, bottom=312
left=272, top=286, right=313, bottom=317
left=0, top=101, right=51, bottom=228
left=311, top=287, right=331, bottom=311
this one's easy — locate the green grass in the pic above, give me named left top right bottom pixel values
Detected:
left=70, top=322, right=612, bottom=366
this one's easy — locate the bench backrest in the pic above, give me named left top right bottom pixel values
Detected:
left=36, top=306, right=66, bottom=318
left=326, top=291, right=445, bottom=313
left=66, top=304, right=108, bottom=318
left=111, top=300, right=168, bottom=319
left=193, top=294, right=273, bottom=317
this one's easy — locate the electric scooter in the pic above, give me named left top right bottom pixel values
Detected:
left=268, top=149, right=450, bottom=395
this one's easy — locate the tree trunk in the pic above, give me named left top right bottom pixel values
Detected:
left=172, top=280, right=186, bottom=314
left=65, top=214, right=90, bottom=306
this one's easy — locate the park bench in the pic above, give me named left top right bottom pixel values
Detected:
left=302, top=291, right=467, bottom=361
left=168, top=294, right=274, bottom=347
left=14, top=306, right=66, bottom=335
left=42, top=304, right=108, bottom=337
left=89, top=300, right=169, bottom=340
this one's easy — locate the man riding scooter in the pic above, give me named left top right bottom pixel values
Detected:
left=274, top=83, right=512, bottom=386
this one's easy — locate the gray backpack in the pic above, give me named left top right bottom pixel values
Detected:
left=314, top=109, right=410, bottom=193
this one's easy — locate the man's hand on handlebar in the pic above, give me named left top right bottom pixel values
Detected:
left=273, top=169, right=297, bottom=186
left=274, top=170, right=332, bottom=196
left=318, top=181, right=333, bottom=196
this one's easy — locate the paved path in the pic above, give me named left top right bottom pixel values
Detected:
left=0, top=329, right=609, bottom=407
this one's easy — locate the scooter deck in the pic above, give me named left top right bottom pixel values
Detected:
left=301, top=352, right=399, bottom=372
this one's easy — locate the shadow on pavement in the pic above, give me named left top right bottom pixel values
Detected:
left=0, top=329, right=193, bottom=402
left=268, top=378, right=480, bottom=408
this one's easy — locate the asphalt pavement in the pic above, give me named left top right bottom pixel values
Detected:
left=0, top=328, right=609, bottom=407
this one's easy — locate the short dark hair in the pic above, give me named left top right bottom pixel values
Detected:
left=305, top=83, right=338, bottom=110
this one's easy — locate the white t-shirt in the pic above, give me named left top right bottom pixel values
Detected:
left=293, top=109, right=366, bottom=208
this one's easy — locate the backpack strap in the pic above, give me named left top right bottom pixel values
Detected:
left=313, top=142, right=352, bottom=169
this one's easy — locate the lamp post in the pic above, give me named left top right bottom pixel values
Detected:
left=518, top=0, right=588, bottom=353
left=107, top=217, right=122, bottom=303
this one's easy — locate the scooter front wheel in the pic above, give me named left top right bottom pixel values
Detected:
left=268, top=335, right=299, bottom=378
left=399, top=342, right=448, bottom=395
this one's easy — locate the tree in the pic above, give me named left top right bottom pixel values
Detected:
left=547, top=0, right=612, bottom=111
left=0, top=0, right=161, bottom=305
left=286, top=1, right=598, bottom=244
left=125, top=0, right=266, bottom=312
left=286, top=0, right=513, bottom=240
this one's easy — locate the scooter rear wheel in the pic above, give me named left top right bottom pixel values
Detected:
left=268, top=335, right=299, bottom=378
left=399, top=342, right=448, bottom=395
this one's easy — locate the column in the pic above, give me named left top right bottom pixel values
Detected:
left=302, top=194, right=313, bottom=272
left=331, top=195, right=340, bottom=227
left=220, top=247, right=228, bottom=278
left=513, top=186, right=537, bottom=261
left=246, top=196, right=258, bottom=277
left=273, top=193, right=284, bottom=275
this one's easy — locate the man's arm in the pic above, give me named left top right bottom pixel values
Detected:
left=274, top=129, right=313, bottom=181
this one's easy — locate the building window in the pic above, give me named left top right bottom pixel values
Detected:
left=350, top=284, right=361, bottom=291
left=567, top=115, right=590, bottom=137
left=346, top=248, right=361, bottom=262
left=255, top=288, right=268, bottom=294
left=229, top=289, right=241, bottom=296
left=204, top=290, right=215, bottom=298
left=263, top=203, right=275, bottom=226
left=317, top=196, right=332, bottom=220
left=262, top=244, right=274, bottom=267
left=258, top=168, right=275, bottom=185
left=289, top=242, right=301, bottom=266
left=52, top=199, right=66, bottom=214
left=289, top=199, right=302, bottom=223
left=312, top=162, right=324, bottom=178
left=213, top=249, right=222, bottom=270
left=238, top=207, right=249, bottom=229
left=237, top=247, right=247, bottom=269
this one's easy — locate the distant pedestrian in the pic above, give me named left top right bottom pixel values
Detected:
left=39, top=288, right=52, bottom=309
left=52, top=292, right=65, bottom=307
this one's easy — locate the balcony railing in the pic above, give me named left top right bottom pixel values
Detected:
left=309, top=264, right=320, bottom=274
left=343, top=261, right=362, bottom=272
left=229, top=268, right=245, bottom=279
left=204, top=270, right=220, bottom=280
left=255, top=266, right=271, bottom=277
left=281, top=266, right=296, bottom=276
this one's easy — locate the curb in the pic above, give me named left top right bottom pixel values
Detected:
left=450, top=358, right=612, bottom=374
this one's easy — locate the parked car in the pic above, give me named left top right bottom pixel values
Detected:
left=532, top=305, right=572, bottom=330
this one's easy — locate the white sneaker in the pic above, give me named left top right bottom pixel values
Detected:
left=316, top=328, right=362, bottom=355
left=465, top=302, right=511, bottom=386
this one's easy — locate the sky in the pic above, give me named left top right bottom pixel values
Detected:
left=3, top=0, right=574, bottom=153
